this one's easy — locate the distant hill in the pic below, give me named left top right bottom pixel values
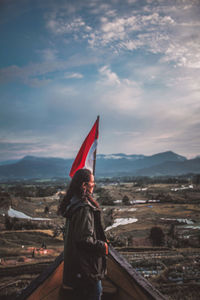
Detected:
left=96, top=151, right=186, bottom=176
left=135, top=157, right=200, bottom=176
left=0, top=159, right=19, bottom=166
left=0, top=156, right=73, bottom=180
left=0, top=151, right=199, bottom=180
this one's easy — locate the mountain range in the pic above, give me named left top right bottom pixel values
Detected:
left=0, top=151, right=199, bottom=180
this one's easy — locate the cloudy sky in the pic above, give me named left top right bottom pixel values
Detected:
left=0, top=0, right=200, bottom=161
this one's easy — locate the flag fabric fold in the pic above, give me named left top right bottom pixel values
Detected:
left=69, top=117, right=99, bottom=178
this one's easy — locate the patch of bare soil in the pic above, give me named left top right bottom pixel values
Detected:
left=0, top=229, right=64, bottom=299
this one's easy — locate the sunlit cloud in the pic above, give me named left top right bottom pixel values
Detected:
left=44, top=1, right=200, bottom=70
left=98, top=66, right=120, bottom=85
left=97, top=66, right=142, bottom=114
left=1, top=0, right=200, bottom=160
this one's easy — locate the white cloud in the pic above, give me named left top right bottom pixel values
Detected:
left=44, top=2, right=200, bottom=70
left=94, top=58, right=200, bottom=157
left=0, top=138, right=77, bottom=160
left=38, top=48, right=58, bottom=61
left=64, top=72, right=83, bottom=79
left=1, top=0, right=200, bottom=159
left=0, top=54, right=98, bottom=85
left=46, top=15, right=91, bottom=37
left=97, top=66, right=142, bottom=114
left=86, top=11, right=176, bottom=53
left=98, top=65, right=120, bottom=85
left=161, top=39, right=200, bottom=68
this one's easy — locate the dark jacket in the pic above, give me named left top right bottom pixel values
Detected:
left=63, top=196, right=107, bottom=287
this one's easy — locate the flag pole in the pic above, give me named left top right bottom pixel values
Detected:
left=93, top=115, right=99, bottom=177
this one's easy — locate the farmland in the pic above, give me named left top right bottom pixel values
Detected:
left=0, top=177, right=200, bottom=299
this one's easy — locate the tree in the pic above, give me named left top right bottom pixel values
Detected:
left=168, top=224, right=176, bottom=239
left=122, top=195, right=130, bottom=205
left=96, top=187, right=114, bottom=205
left=193, top=174, right=200, bottom=185
left=44, top=206, right=49, bottom=214
left=5, top=216, right=13, bottom=230
left=149, top=226, right=165, bottom=246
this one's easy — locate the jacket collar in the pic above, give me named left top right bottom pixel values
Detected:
left=64, top=195, right=99, bottom=218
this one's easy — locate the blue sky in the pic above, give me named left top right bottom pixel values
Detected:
left=0, top=0, right=200, bottom=161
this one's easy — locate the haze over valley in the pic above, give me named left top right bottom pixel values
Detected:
left=0, top=151, right=200, bottom=180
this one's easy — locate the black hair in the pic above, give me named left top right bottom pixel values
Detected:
left=58, top=168, right=92, bottom=216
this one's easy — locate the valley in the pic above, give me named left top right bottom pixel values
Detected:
left=0, top=178, right=200, bottom=299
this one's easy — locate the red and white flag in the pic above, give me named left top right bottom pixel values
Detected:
left=69, top=116, right=99, bottom=178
